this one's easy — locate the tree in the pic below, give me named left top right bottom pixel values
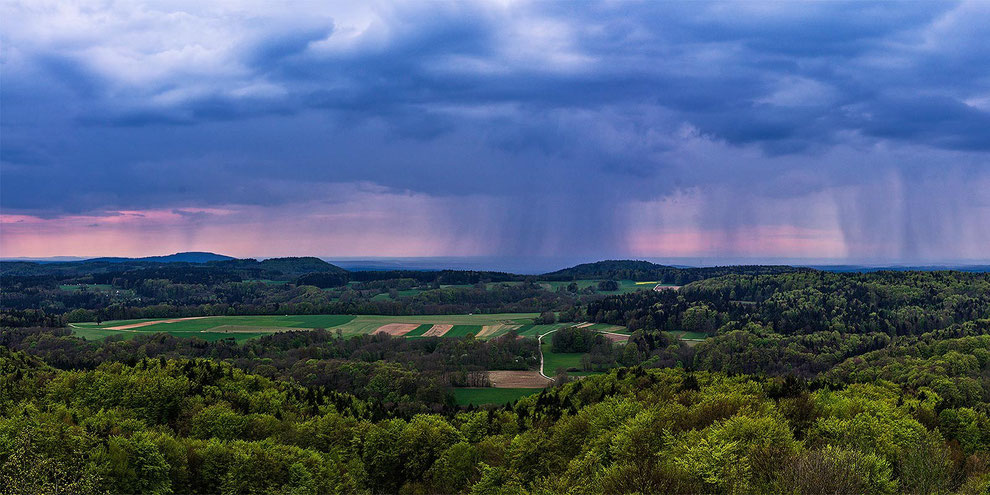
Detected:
left=535, top=311, right=556, bottom=324
left=597, top=280, right=619, bottom=291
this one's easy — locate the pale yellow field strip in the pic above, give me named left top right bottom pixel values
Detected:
left=477, top=323, right=518, bottom=337
left=372, top=323, right=421, bottom=336
left=423, top=324, right=453, bottom=337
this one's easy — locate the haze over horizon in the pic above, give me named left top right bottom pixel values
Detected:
left=2, top=1, right=989, bottom=262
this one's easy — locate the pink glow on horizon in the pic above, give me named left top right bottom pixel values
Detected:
left=628, top=225, right=848, bottom=258
left=0, top=199, right=490, bottom=258
left=4, top=209, right=850, bottom=260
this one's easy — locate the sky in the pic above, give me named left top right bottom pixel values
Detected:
left=1, top=0, right=989, bottom=263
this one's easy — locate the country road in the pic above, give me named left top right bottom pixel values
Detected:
left=537, top=328, right=560, bottom=380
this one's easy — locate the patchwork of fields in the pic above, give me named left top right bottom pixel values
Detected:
left=69, top=313, right=619, bottom=342
left=67, top=313, right=703, bottom=404
left=69, top=312, right=694, bottom=404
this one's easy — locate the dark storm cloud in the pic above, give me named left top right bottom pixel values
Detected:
left=1, top=1, right=988, bottom=260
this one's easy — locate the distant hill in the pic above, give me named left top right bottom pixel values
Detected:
left=210, top=257, right=347, bottom=278
left=0, top=254, right=345, bottom=280
left=85, top=252, right=235, bottom=264
left=543, top=260, right=808, bottom=284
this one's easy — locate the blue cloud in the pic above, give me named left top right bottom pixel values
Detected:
left=1, top=1, right=988, bottom=260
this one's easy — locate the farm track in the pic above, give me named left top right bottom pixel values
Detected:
left=538, top=328, right=560, bottom=380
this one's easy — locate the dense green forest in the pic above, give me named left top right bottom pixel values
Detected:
left=3, top=347, right=988, bottom=494
left=2, top=260, right=989, bottom=493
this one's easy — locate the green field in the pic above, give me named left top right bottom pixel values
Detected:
left=74, top=315, right=356, bottom=332
left=516, top=324, right=569, bottom=337
left=70, top=313, right=543, bottom=341
left=541, top=340, right=586, bottom=374
left=587, top=323, right=629, bottom=333
left=73, top=327, right=268, bottom=343
left=444, top=325, right=483, bottom=337
left=453, top=388, right=543, bottom=406
left=539, top=279, right=661, bottom=294
left=327, top=314, right=535, bottom=336
left=70, top=313, right=627, bottom=345
left=403, top=324, right=434, bottom=337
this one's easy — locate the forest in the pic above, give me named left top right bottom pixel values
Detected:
left=1, top=260, right=989, bottom=493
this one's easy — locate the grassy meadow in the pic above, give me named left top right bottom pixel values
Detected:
left=541, top=340, right=587, bottom=374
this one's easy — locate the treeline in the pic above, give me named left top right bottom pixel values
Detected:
left=543, top=260, right=808, bottom=284
left=2, top=351, right=987, bottom=494
left=348, top=270, right=523, bottom=284
left=0, top=256, right=342, bottom=279
left=588, top=271, right=990, bottom=337
left=1, top=281, right=578, bottom=327
left=0, top=259, right=816, bottom=326
left=578, top=271, right=990, bottom=377
left=0, top=327, right=540, bottom=414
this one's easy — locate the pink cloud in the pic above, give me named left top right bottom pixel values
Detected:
left=0, top=194, right=489, bottom=258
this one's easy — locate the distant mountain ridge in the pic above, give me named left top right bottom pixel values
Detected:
left=85, top=252, right=236, bottom=264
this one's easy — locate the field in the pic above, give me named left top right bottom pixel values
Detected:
left=541, top=340, right=586, bottom=374
left=538, top=279, right=659, bottom=294
left=452, top=388, right=542, bottom=406
left=487, top=370, right=550, bottom=387
left=70, top=313, right=553, bottom=341
left=403, top=324, right=434, bottom=337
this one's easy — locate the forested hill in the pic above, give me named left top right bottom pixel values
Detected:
left=209, top=257, right=347, bottom=275
left=0, top=256, right=345, bottom=279
left=85, top=251, right=235, bottom=264
left=542, top=260, right=808, bottom=284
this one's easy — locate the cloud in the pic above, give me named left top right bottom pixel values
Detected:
left=1, top=0, right=988, bottom=261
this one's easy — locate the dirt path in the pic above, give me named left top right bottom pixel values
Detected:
left=102, top=317, right=208, bottom=331
left=538, top=328, right=560, bottom=380
left=537, top=325, right=631, bottom=378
